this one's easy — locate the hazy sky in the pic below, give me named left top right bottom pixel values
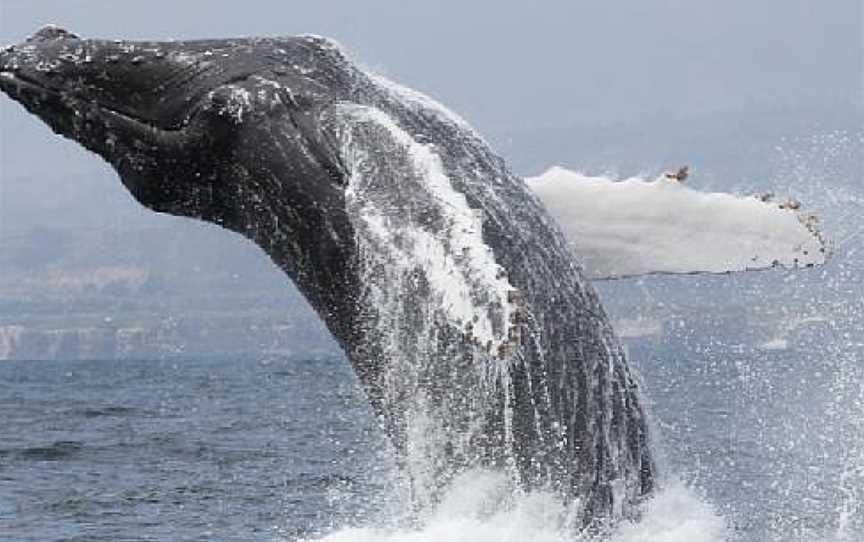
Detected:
left=0, top=1, right=861, bottom=234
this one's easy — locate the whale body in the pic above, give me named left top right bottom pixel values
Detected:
left=0, top=26, right=654, bottom=528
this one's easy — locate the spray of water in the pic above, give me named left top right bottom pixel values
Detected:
left=301, top=473, right=726, bottom=542
left=291, top=129, right=864, bottom=542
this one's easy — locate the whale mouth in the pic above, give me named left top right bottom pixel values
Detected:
left=0, top=69, right=190, bottom=133
left=0, top=68, right=221, bottom=156
left=0, top=70, right=54, bottom=99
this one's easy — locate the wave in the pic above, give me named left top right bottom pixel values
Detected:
left=11, top=440, right=85, bottom=462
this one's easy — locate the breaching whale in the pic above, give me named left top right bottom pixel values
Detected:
left=0, top=26, right=829, bottom=530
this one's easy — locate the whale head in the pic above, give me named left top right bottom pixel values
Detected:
left=0, top=26, right=363, bottom=332
left=0, top=25, right=351, bottom=224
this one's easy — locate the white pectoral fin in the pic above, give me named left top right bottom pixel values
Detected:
left=526, top=166, right=832, bottom=280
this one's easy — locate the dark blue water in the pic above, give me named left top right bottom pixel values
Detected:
left=2, top=333, right=861, bottom=541
left=0, top=355, right=393, bottom=541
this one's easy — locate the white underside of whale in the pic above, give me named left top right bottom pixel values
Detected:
left=527, top=167, right=831, bottom=280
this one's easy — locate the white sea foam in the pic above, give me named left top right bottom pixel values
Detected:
left=298, top=473, right=727, bottom=542
left=611, top=482, right=727, bottom=542
left=758, top=338, right=789, bottom=351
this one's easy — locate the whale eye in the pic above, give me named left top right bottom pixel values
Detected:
left=26, top=24, right=80, bottom=43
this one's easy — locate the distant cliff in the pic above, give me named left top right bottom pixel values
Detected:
left=0, top=224, right=336, bottom=360
left=0, top=319, right=333, bottom=361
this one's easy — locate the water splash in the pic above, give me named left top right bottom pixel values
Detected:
left=299, top=472, right=726, bottom=542
left=332, top=103, right=520, bottom=510
left=296, top=128, right=864, bottom=542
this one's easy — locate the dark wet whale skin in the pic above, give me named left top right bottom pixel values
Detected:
left=0, top=27, right=653, bottom=527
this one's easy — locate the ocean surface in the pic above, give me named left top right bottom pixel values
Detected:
left=2, top=328, right=862, bottom=541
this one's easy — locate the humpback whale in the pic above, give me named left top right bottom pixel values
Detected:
left=4, top=25, right=827, bottom=530
left=2, top=27, right=654, bottom=526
